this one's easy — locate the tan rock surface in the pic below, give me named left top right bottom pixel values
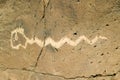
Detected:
left=0, top=0, right=120, bottom=80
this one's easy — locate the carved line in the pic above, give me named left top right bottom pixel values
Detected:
left=10, top=27, right=108, bottom=49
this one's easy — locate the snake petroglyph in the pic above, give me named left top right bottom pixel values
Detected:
left=10, top=27, right=108, bottom=49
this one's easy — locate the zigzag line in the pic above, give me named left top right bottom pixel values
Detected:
left=10, top=27, right=108, bottom=49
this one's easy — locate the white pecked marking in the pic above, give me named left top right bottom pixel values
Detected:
left=10, top=27, right=108, bottom=49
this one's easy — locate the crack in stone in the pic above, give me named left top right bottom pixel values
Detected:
left=34, top=44, right=44, bottom=68
left=40, top=0, right=50, bottom=21
left=33, top=0, right=50, bottom=68
left=0, top=67, right=119, bottom=79
left=34, top=36, right=46, bottom=68
left=40, top=72, right=118, bottom=79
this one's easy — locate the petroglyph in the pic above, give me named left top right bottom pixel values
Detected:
left=10, top=27, right=108, bottom=50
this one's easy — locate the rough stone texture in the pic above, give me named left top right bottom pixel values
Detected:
left=0, top=0, right=120, bottom=80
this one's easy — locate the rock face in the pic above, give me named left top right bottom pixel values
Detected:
left=0, top=0, right=120, bottom=80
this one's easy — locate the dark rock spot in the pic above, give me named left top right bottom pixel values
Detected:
left=36, top=22, right=38, bottom=25
left=90, top=61, right=93, bottom=64
left=27, top=0, right=31, bottom=2
left=107, top=52, right=110, bottom=54
left=91, top=74, right=102, bottom=78
left=104, top=70, right=106, bottom=73
left=73, top=32, right=77, bottom=35
left=61, top=16, right=64, bottom=18
left=96, top=28, right=100, bottom=30
left=34, top=14, right=37, bottom=18
left=106, top=24, right=109, bottom=26
left=79, top=47, right=82, bottom=50
left=22, top=67, right=27, bottom=70
left=72, top=48, right=75, bottom=50
left=114, top=19, right=117, bottom=21
left=113, top=73, right=116, bottom=76
left=116, top=63, right=119, bottom=65
left=115, top=46, right=119, bottom=49
left=98, top=61, right=101, bottom=63
left=94, top=45, right=97, bottom=48
left=76, top=0, right=80, bottom=2
left=101, top=53, right=104, bottom=56
left=89, top=3, right=92, bottom=6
